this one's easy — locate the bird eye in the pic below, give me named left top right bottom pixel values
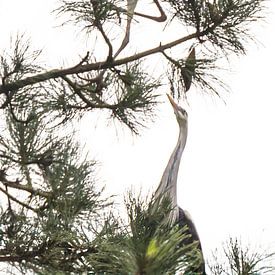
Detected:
left=179, top=108, right=187, bottom=117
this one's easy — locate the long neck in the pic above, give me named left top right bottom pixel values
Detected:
left=155, top=123, right=188, bottom=208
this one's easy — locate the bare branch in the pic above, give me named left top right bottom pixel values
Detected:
left=134, top=0, right=167, bottom=22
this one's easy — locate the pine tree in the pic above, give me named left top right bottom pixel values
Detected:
left=0, top=0, right=269, bottom=274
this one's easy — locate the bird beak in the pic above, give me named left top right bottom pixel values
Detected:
left=167, top=94, right=179, bottom=110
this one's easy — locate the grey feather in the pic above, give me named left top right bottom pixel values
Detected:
left=154, top=94, right=207, bottom=274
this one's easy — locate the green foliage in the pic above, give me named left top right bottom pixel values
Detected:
left=209, top=238, right=275, bottom=275
left=0, top=0, right=269, bottom=273
left=164, top=50, right=227, bottom=98
left=87, top=193, right=203, bottom=275
left=109, top=62, right=160, bottom=134
left=165, top=0, right=266, bottom=54
left=162, top=0, right=265, bottom=98
left=204, top=0, right=265, bottom=54
left=0, top=34, right=42, bottom=84
left=0, top=108, right=107, bottom=273
left=56, top=0, right=121, bottom=30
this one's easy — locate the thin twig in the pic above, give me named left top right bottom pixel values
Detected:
left=70, top=51, right=90, bottom=70
left=2, top=180, right=52, bottom=198
left=134, top=0, right=167, bottom=22
left=0, top=185, right=38, bottom=212
left=61, top=75, right=121, bottom=110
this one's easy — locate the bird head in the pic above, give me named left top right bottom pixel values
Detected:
left=167, top=94, right=188, bottom=125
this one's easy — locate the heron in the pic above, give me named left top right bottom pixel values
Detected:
left=154, top=94, right=207, bottom=274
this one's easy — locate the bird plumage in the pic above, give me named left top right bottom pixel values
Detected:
left=155, top=94, right=188, bottom=223
left=178, top=207, right=207, bottom=275
left=155, top=117, right=187, bottom=222
left=154, top=94, right=206, bottom=274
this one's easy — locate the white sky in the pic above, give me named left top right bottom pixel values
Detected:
left=1, top=0, right=275, bottom=268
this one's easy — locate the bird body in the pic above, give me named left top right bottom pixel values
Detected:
left=178, top=207, right=207, bottom=275
left=154, top=94, right=206, bottom=274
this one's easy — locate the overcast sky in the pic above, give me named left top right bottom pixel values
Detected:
left=1, top=0, right=275, bottom=265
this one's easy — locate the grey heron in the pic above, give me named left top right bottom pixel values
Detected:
left=155, top=94, right=207, bottom=274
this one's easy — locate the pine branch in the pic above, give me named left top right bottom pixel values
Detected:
left=0, top=32, right=199, bottom=95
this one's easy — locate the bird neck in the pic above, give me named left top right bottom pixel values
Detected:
left=156, top=124, right=188, bottom=200
left=163, top=126, right=187, bottom=188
